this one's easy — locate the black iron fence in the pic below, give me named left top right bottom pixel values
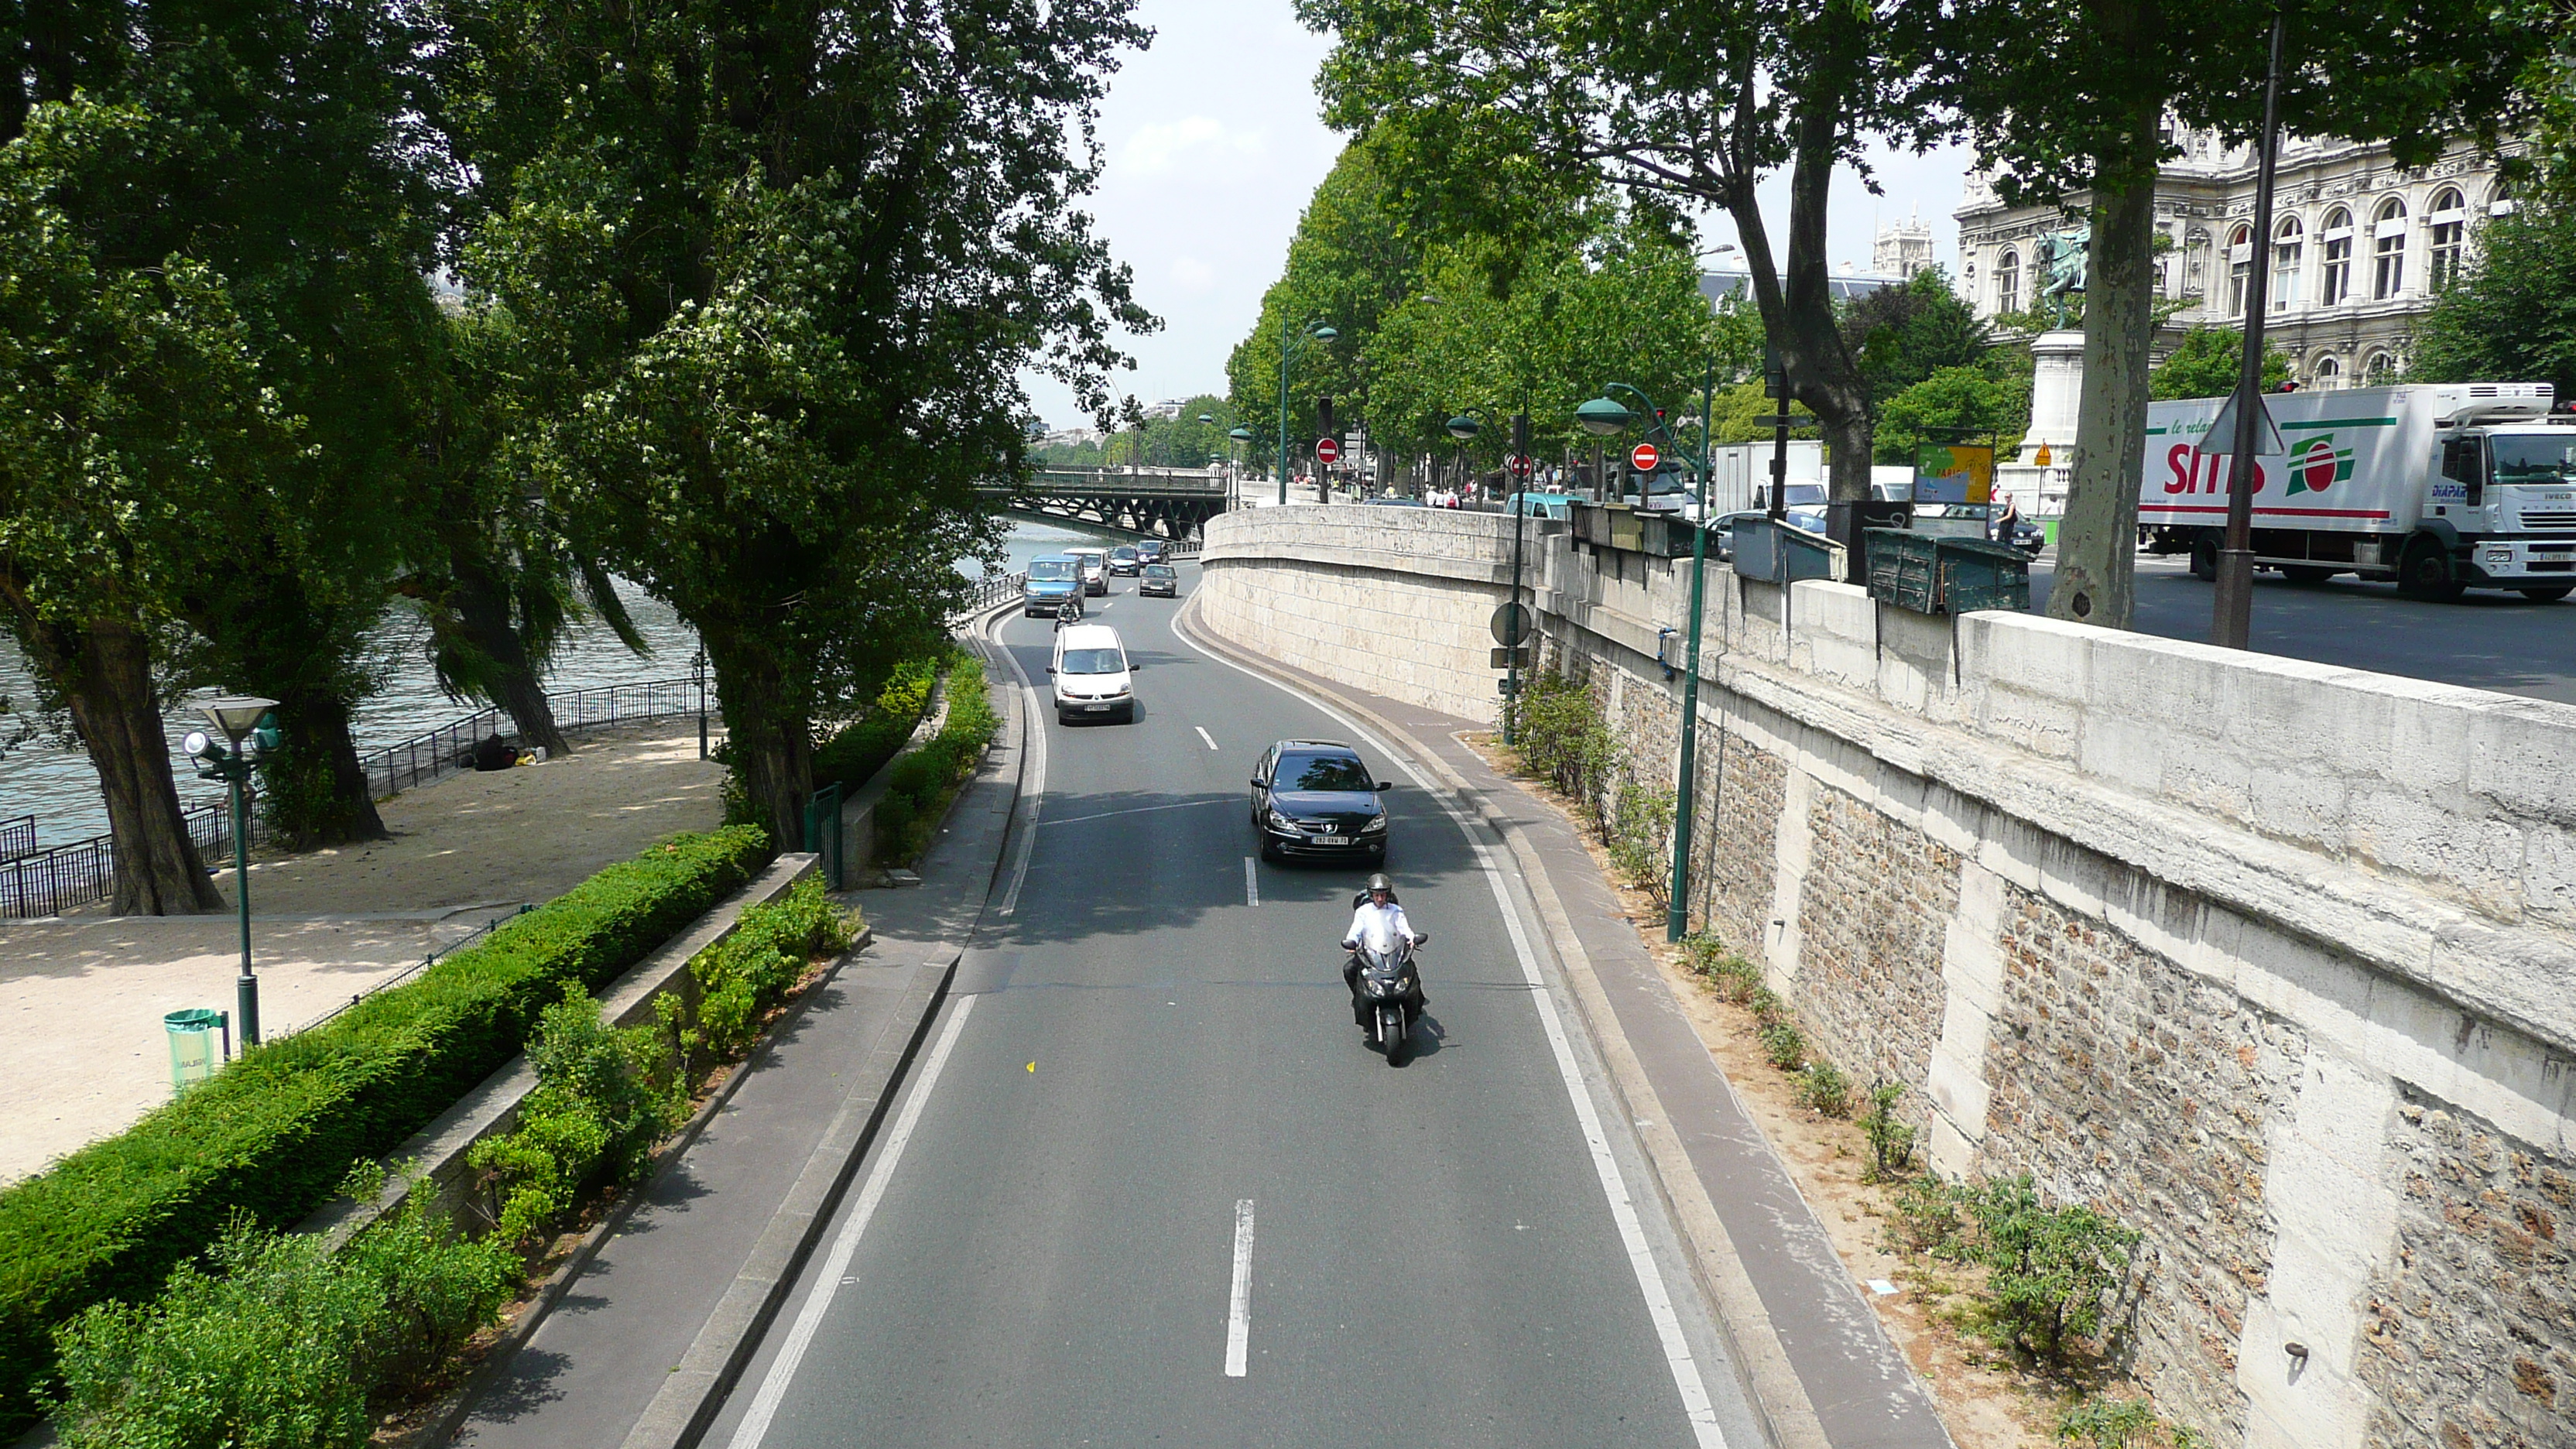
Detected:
left=0, top=814, right=32, bottom=862
left=4, top=677, right=713, bottom=920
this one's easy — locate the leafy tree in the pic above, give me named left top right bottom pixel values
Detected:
left=1302, top=0, right=1899, bottom=501
left=1711, top=383, right=1821, bottom=446
left=1103, top=396, right=1239, bottom=469
left=0, top=0, right=446, bottom=886
left=1842, top=268, right=1991, bottom=406
left=444, top=0, right=1153, bottom=846
left=2148, top=326, right=2293, bottom=402
left=1907, top=0, right=2552, bottom=629
left=2410, top=201, right=2576, bottom=399
left=1876, top=358, right=2034, bottom=464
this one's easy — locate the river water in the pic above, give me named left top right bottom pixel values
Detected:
left=0, top=519, right=1114, bottom=848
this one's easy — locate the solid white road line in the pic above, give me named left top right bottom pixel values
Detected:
left=724, top=995, right=979, bottom=1449
left=1242, top=856, right=1259, bottom=907
left=1224, top=1198, right=1256, bottom=1377
left=976, top=608, right=1048, bottom=920
left=1168, top=613, right=1732, bottom=1448
left=1195, top=725, right=1218, bottom=751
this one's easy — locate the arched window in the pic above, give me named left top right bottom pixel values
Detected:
left=1996, top=248, right=2021, bottom=315
left=2227, top=224, right=2253, bottom=316
left=2428, top=187, right=2467, bottom=290
left=2271, top=216, right=2304, bottom=311
left=2489, top=177, right=2517, bottom=218
left=2321, top=207, right=2354, bottom=306
left=2372, top=197, right=2408, bottom=300
left=2314, top=355, right=2342, bottom=390
left=2364, top=351, right=2398, bottom=388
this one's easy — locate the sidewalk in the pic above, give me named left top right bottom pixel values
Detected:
left=445, top=625, right=1026, bottom=1448
left=1179, top=604, right=1953, bottom=1449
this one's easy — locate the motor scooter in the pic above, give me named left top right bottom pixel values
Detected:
left=1348, top=934, right=1427, bottom=1065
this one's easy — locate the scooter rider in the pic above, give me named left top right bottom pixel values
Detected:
left=1341, top=873, right=1427, bottom=1021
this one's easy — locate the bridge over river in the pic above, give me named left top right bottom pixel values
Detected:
left=978, top=467, right=1229, bottom=539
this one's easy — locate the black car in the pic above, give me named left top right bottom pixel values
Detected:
left=1250, top=740, right=1392, bottom=864
left=1138, top=562, right=1178, bottom=597
left=1108, top=545, right=1142, bottom=575
left=1136, top=539, right=1168, bottom=564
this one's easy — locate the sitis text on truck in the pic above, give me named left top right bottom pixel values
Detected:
left=2137, top=382, right=2575, bottom=601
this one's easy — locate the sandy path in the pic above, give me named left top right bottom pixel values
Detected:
left=0, top=722, right=724, bottom=1185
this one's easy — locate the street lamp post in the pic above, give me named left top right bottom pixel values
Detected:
left=1228, top=426, right=1253, bottom=512
left=1446, top=410, right=1486, bottom=504
left=1278, top=319, right=1337, bottom=505
left=2212, top=9, right=2288, bottom=651
left=183, top=697, right=279, bottom=1046
left=1581, top=374, right=1718, bottom=943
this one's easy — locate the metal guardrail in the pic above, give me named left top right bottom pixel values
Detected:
left=0, top=814, right=32, bottom=862
left=4, top=677, right=714, bottom=920
left=961, top=571, right=1029, bottom=613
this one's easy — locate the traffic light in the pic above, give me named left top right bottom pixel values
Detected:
left=1317, top=393, right=1335, bottom=438
left=1511, top=412, right=1529, bottom=456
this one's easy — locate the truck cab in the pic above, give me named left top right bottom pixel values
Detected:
left=2427, top=409, right=2576, bottom=599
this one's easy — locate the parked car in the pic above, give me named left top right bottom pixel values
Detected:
left=1139, top=562, right=1179, bottom=598
left=1249, top=740, right=1392, bottom=865
left=1108, top=545, right=1142, bottom=575
left=1361, top=495, right=1427, bottom=507
left=1065, top=547, right=1109, bottom=595
left=1049, top=622, right=1136, bottom=723
left=1714, top=484, right=1830, bottom=560
left=1021, top=556, right=1086, bottom=617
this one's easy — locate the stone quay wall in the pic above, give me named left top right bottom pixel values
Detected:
left=1194, top=505, right=2576, bottom=1449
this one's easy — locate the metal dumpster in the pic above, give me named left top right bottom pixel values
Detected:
left=1865, top=529, right=2030, bottom=615
left=1730, top=516, right=1845, bottom=584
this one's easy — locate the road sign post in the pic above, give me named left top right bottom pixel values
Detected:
left=1629, top=442, right=1660, bottom=474
left=1314, top=437, right=1340, bottom=464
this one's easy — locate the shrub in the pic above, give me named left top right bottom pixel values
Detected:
left=2054, top=1396, right=2186, bottom=1449
left=1757, top=1020, right=1807, bottom=1071
left=1959, top=1175, right=2142, bottom=1368
left=0, top=826, right=769, bottom=1437
left=1745, top=985, right=1787, bottom=1026
left=688, top=878, right=855, bottom=1063
left=1862, top=1082, right=1918, bottom=1181
left=871, top=653, right=999, bottom=866
left=1797, top=1061, right=1852, bottom=1116
left=812, top=657, right=939, bottom=792
left=1886, top=1173, right=1967, bottom=1259
left=49, top=1180, right=514, bottom=1449
left=1514, top=672, right=1620, bottom=823
left=470, top=986, right=686, bottom=1249
left=1608, top=780, right=1674, bottom=907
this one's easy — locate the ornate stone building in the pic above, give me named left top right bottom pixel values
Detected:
left=1955, top=128, right=2521, bottom=388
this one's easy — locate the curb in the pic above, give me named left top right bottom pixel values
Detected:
left=402, top=923, right=874, bottom=1449
left=1174, top=594, right=1835, bottom=1449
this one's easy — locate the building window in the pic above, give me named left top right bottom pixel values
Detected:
left=2489, top=178, right=2517, bottom=218
left=2321, top=207, right=2353, bottom=306
left=2314, top=355, right=2341, bottom=390
left=2227, top=224, right=2252, bottom=316
left=1996, top=248, right=2020, bottom=315
left=2428, top=186, right=2466, bottom=290
left=2364, top=351, right=2397, bottom=387
left=2272, top=216, right=2303, bottom=311
left=2372, top=197, right=2407, bottom=300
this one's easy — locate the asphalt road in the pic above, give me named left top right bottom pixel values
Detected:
left=701, top=570, right=1756, bottom=1447
left=2027, top=552, right=2576, bottom=705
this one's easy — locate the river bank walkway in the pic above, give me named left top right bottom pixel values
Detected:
left=0, top=721, right=723, bottom=1187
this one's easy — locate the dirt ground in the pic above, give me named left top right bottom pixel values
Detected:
left=0, top=721, right=724, bottom=1186
left=1457, top=730, right=2068, bottom=1449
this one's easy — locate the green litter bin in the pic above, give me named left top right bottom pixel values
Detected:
left=166, top=1009, right=221, bottom=1092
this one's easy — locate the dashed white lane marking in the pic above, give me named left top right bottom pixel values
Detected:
left=1224, top=1199, right=1255, bottom=1378
left=1242, top=857, right=1259, bottom=907
left=1195, top=725, right=1218, bottom=751
left=724, top=994, right=979, bottom=1448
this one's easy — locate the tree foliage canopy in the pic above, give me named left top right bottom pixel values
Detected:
left=2410, top=202, right=2576, bottom=400
left=2149, top=326, right=2293, bottom=402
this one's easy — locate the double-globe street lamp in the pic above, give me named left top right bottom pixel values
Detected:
left=1579, top=375, right=1718, bottom=943
left=1228, top=426, right=1254, bottom=512
left=183, top=697, right=280, bottom=1046
left=1277, top=319, right=1337, bottom=505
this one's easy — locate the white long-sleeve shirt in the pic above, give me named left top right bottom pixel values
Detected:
left=1345, top=900, right=1416, bottom=957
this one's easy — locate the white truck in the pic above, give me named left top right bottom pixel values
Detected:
left=2137, top=382, right=2575, bottom=601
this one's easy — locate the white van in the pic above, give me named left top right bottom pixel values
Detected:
left=1049, top=623, right=1136, bottom=724
left=1064, top=546, right=1110, bottom=596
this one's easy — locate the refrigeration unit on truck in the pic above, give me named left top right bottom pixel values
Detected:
left=2137, top=382, right=2574, bottom=601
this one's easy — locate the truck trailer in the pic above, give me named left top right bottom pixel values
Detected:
left=2137, top=382, right=2574, bottom=601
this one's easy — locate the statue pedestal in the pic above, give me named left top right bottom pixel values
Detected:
left=2019, top=330, right=2084, bottom=467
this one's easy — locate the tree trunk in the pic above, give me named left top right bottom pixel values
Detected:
left=15, top=612, right=224, bottom=914
left=449, top=557, right=570, bottom=755
left=261, top=690, right=389, bottom=849
left=2050, top=119, right=2160, bottom=630
left=706, top=629, right=813, bottom=851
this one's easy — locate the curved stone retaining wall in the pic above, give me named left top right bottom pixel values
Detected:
left=1194, top=503, right=2576, bottom=1449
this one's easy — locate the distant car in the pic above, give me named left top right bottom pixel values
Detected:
left=1022, top=556, right=1086, bottom=617
left=1050, top=622, right=1136, bottom=724
left=1136, top=539, right=1169, bottom=564
left=1504, top=492, right=1575, bottom=520
left=1249, top=739, right=1392, bottom=865
left=1138, top=562, right=1179, bottom=597
left=1065, top=547, right=1109, bottom=595
left=1714, top=485, right=1830, bottom=561
left=1107, top=545, right=1142, bottom=575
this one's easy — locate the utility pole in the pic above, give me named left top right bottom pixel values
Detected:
left=1667, top=368, right=1718, bottom=941
left=2212, top=8, right=2287, bottom=650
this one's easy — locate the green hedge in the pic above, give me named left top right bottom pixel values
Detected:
left=871, top=653, right=999, bottom=865
left=812, top=657, right=937, bottom=793
left=0, top=825, right=770, bottom=1437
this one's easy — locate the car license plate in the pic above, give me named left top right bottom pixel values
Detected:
left=1308, top=835, right=1349, bottom=845
left=1084, top=703, right=1109, bottom=712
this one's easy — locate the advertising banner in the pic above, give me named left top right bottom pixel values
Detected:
left=1915, top=444, right=1995, bottom=505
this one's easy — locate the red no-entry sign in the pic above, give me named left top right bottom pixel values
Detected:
left=1629, top=442, right=1660, bottom=472
left=1315, top=438, right=1341, bottom=464
left=1508, top=454, right=1534, bottom=478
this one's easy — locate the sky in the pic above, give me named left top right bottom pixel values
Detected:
left=1023, top=1, right=1976, bottom=432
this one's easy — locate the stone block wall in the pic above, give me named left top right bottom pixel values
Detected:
left=1193, top=504, right=2576, bottom=1449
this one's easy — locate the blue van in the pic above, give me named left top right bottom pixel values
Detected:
left=1022, top=555, right=1086, bottom=617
